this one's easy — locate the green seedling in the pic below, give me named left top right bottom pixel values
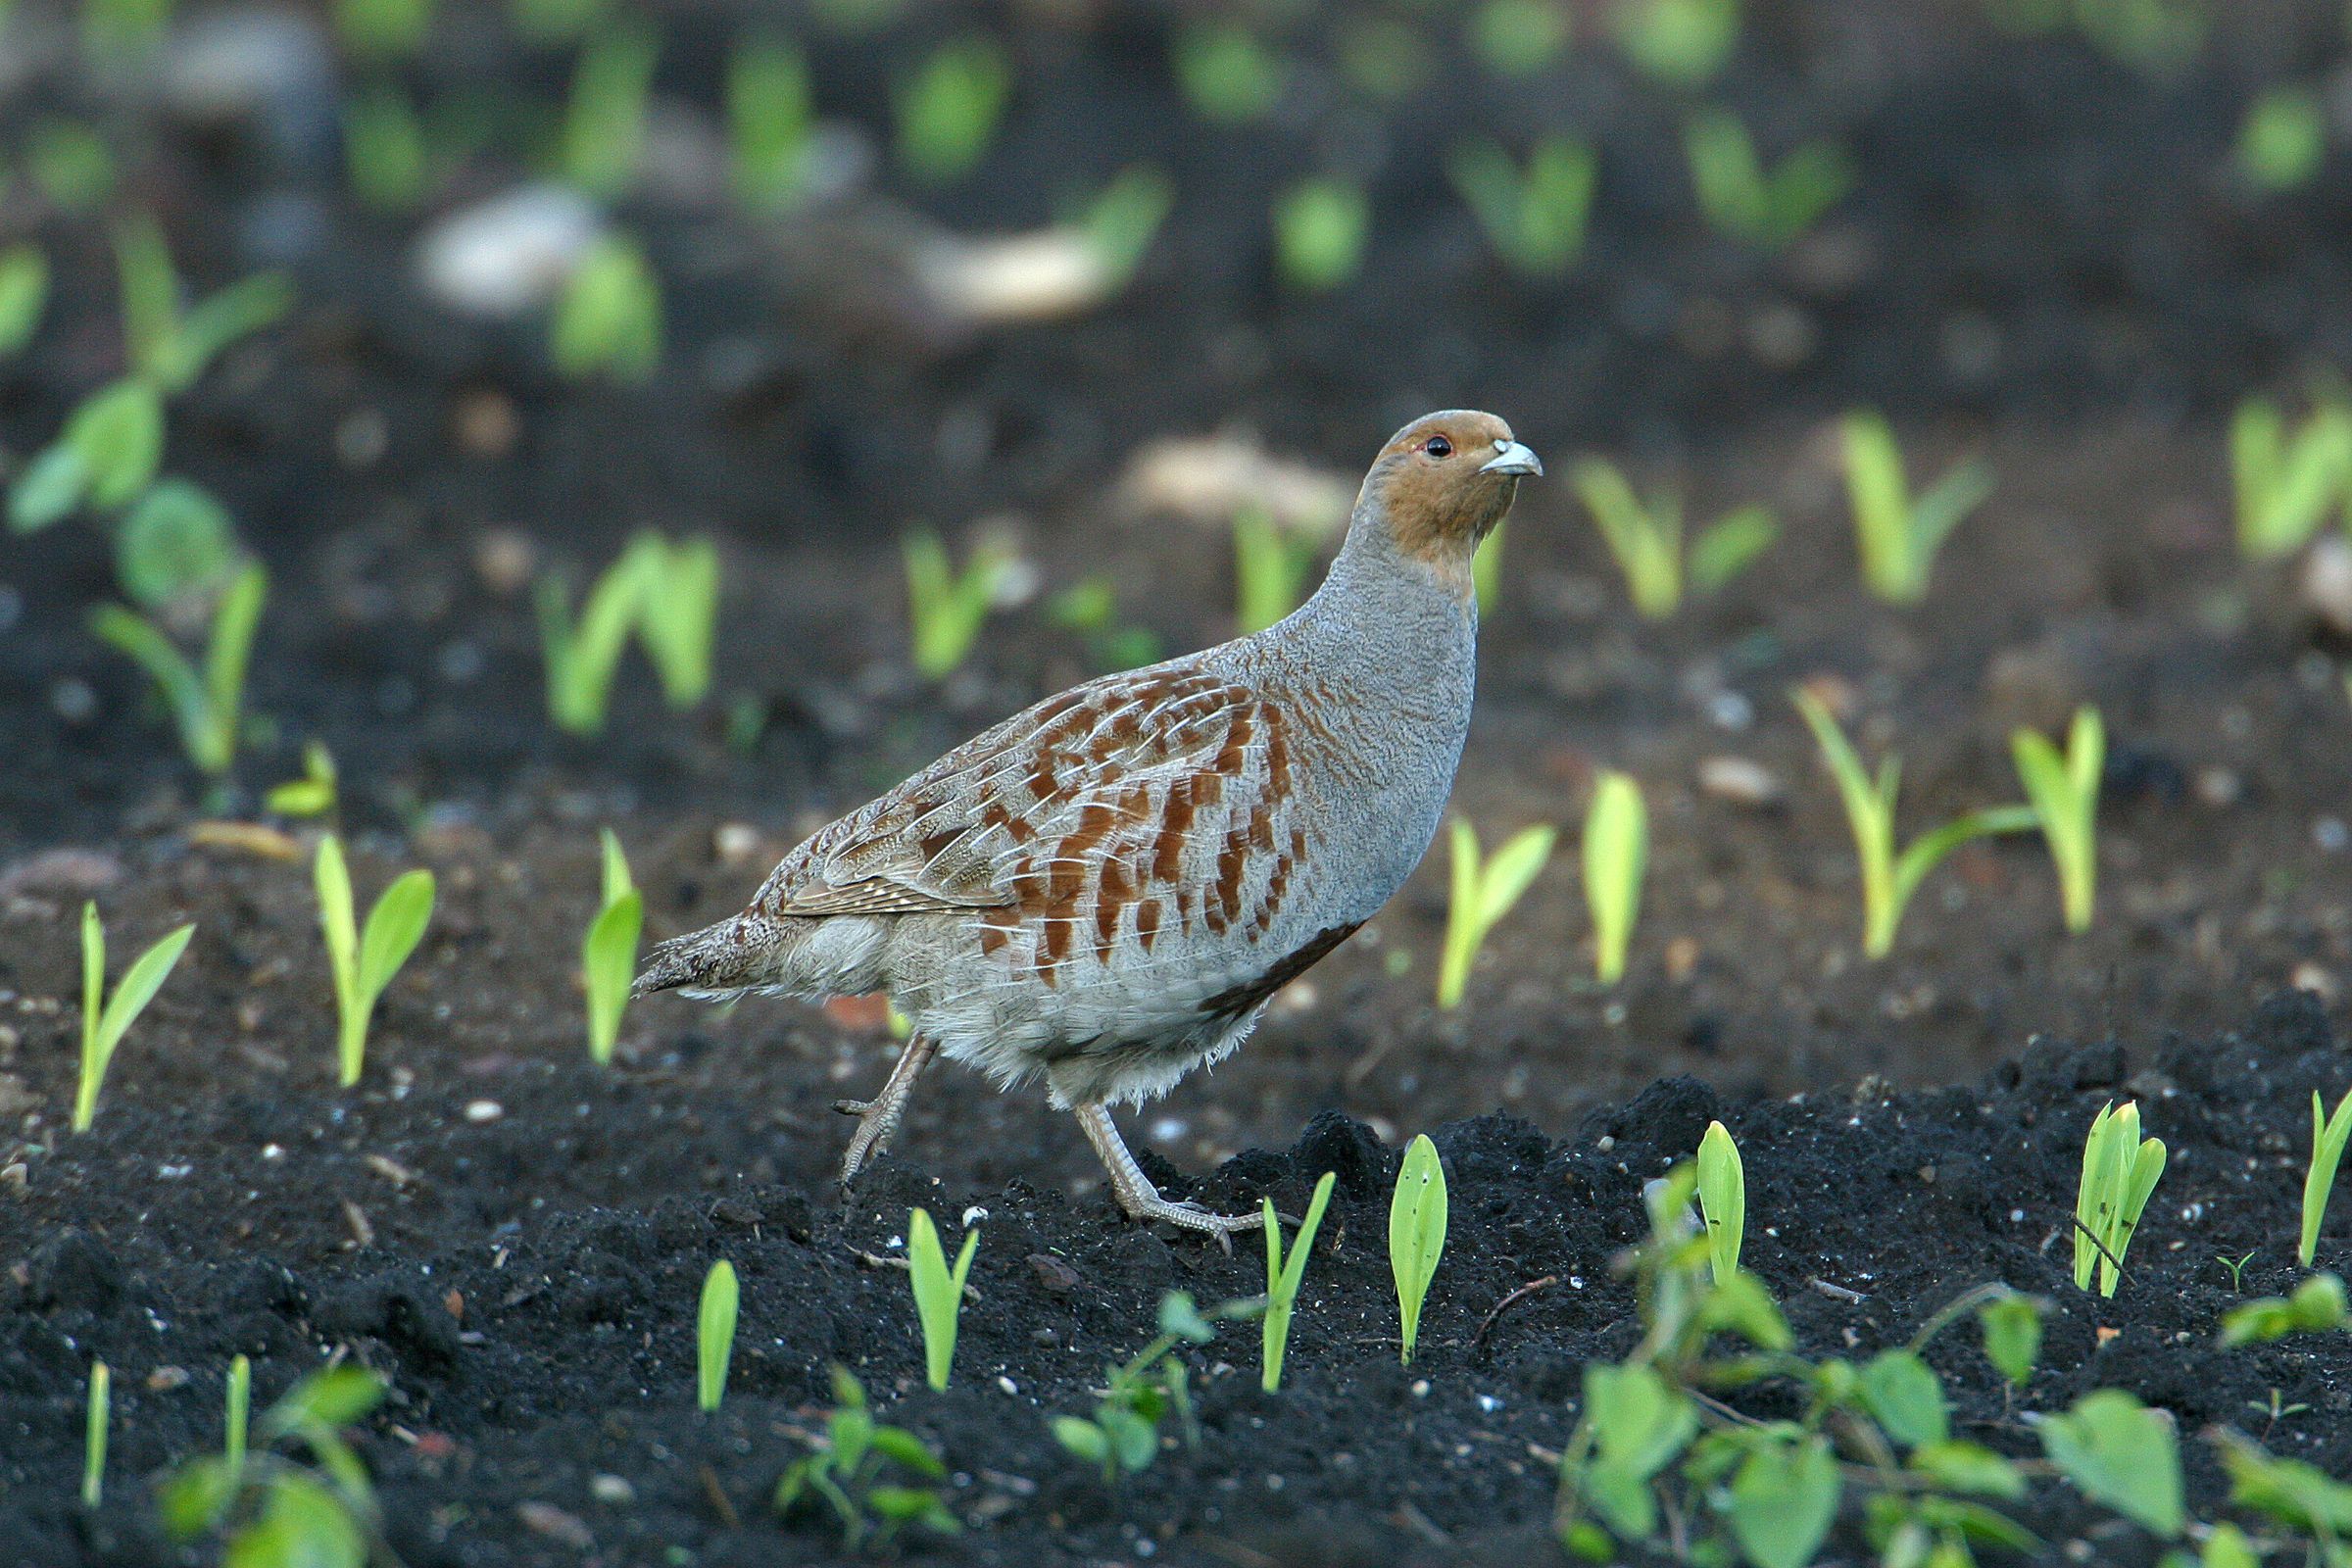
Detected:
left=267, top=742, right=339, bottom=818
left=345, top=86, right=431, bottom=211
left=907, top=1207, right=980, bottom=1392
left=1572, top=458, right=1778, bottom=617
left=160, top=1364, right=388, bottom=1566
left=114, top=216, right=293, bottom=396
left=0, top=243, right=47, bottom=358
left=75, top=902, right=195, bottom=1133
left=895, top=36, right=1012, bottom=184
left=552, top=233, right=662, bottom=383
left=2073, top=0, right=2208, bottom=77
left=1694, top=1120, right=1743, bottom=1282
left=1052, top=1293, right=1252, bottom=1479
left=2012, top=705, right=2103, bottom=934
left=2035, top=1389, right=2183, bottom=1538
left=333, top=0, right=432, bottom=61
left=1072, top=165, right=1176, bottom=293
left=635, top=534, right=717, bottom=709
left=1439, top=816, right=1556, bottom=1007
left=729, top=34, right=813, bottom=214
left=26, top=119, right=118, bottom=213
left=2218, top=1430, right=2352, bottom=1554
left=776, top=1367, right=958, bottom=1549
left=1273, top=177, right=1369, bottom=292
left=1390, top=1134, right=1447, bottom=1365
left=2238, top=84, right=2326, bottom=192
left=1171, top=24, right=1285, bottom=123
left=225, top=1355, right=250, bottom=1480
left=1469, top=0, right=1572, bottom=75
left=1260, top=1171, right=1337, bottom=1393
left=512, top=0, right=607, bottom=43
left=1610, top=0, right=1741, bottom=87
left=12, top=379, right=165, bottom=530
left=1842, top=410, right=1994, bottom=604
left=90, top=563, right=266, bottom=777
left=83, top=1361, right=108, bottom=1507
left=2074, top=1100, right=2167, bottom=1298
left=537, top=544, right=649, bottom=735
left=1684, top=109, right=1852, bottom=252
left=1977, top=1288, right=2043, bottom=1385
left=1447, top=136, right=1596, bottom=278
left=2221, top=1273, right=2347, bottom=1348
left=2218, top=1250, right=2256, bottom=1293
left=2300, top=1084, right=2352, bottom=1267
left=903, top=528, right=1016, bottom=678
left=1584, top=770, right=1646, bottom=984
left=316, top=834, right=436, bottom=1087
left=585, top=829, right=641, bottom=1064
left=1233, top=506, right=1319, bottom=633
left=2230, top=394, right=2352, bottom=560
left=1790, top=687, right=2038, bottom=958
left=115, top=478, right=242, bottom=609
left=563, top=23, right=658, bottom=199
left=699, top=1258, right=739, bottom=1411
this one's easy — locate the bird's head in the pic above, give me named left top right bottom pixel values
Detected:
left=1357, top=410, right=1541, bottom=585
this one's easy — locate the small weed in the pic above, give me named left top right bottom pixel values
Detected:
left=536, top=535, right=655, bottom=733
left=2300, top=1084, right=2352, bottom=1267
left=1610, top=0, right=1740, bottom=87
left=1791, top=687, right=2037, bottom=958
left=2238, top=84, right=2326, bottom=192
left=1273, top=177, right=1369, bottom=292
left=562, top=23, right=658, bottom=199
left=1390, top=1134, right=1447, bottom=1365
left=1571, top=457, right=1777, bottom=616
left=1072, top=165, right=1176, bottom=294
left=635, top=534, right=718, bottom=709
left=75, top=902, right=194, bottom=1133
left=1977, top=1289, right=2043, bottom=1385
left=2012, top=705, right=2103, bottom=934
left=1693, top=1120, right=1743, bottom=1282
left=1583, top=771, right=1646, bottom=985
left=315, top=834, right=436, bottom=1087
left=1232, top=506, right=1319, bottom=633
left=2034, top=1389, right=2183, bottom=1537
left=776, top=1367, right=958, bottom=1550
left=266, top=742, right=339, bottom=818
left=12, top=379, right=165, bottom=530
left=584, top=829, right=642, bottom=1064
left=1051, top=1293, right=1252, bottom=1479
left=2221, top=1273, right=2346, bottom=1348
left=903, top=528, right=1016, bottom=678
left=699, top=1258, right=738, bottom=1411
left=1261, top=1171, right=1337, bottom=1393
left=1171, top=24, right=1285, bottom=123
left=1438, top=816, right=1556, bottom=1008
left=895, top=37, right=1011, bottom=184
left=729, top=34, right=813, bottom=214
left=551, top=234, right=662, bottom=383
left=114, top=216, right=292, bottom=395
left=2217, top=1250, right=2257, bottom=1293
left=160, top=1364, right=388, bottom=1567
left=0, top=243, right=47, bottom=358
left=2074, top=1100, right=2166, bottom=1298
left=906, top=1206, right=979, bottom=1393
left=1448, top=137, right=1596, bottom=278
left=1684, top=109, right=1851, bottom=251
left=89, top=563, right=267, bottom=778
left=1469, top=0, right=1572, bottom=76
left=1842, top=410, right=1994, bottom=604
left=82, top=1361, right=107, bottom=1507
left=345, top=85, right=432, bottom=210
left=2231, top=393, right=2352, bottom=560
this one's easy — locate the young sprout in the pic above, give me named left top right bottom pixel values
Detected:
left=1232, top=506, right=1319, bottom=633
left=344, top=86, right=431, bottom=212
left=1072, top=165, right=1177, bottom=295
left=2074, top=1101, right=2166, bottom=1298
left=537, top=541, right=649, bottom=735
left=1583, top=771, right=1646, bottom=984
left=776, top=1368, right=958, bottom=1547
left=76, top=902, right=195, bottom=1133
left=699, top=1258, right=739, bottom=1412
left=116, top=479, right=241, bottom=608
left=1469, top=0, right=1572, bottom=75
left=903, top=528, right=1016, bottom=678
left=2221, top=1272, right=2347, bottom=1348
left=1050, top=1293, right=1235, bottom=1479
left=1842, top=411, right=1994, bottom=604
left=2012, top=705, right=2103, bottom=933
left=2300, top=1085, right=2352, bottom=1267
left=563, top=22, right=659, bottom=199
left=1447, top=136, right=1596, bottom=278
left=1260, top=1171, right=1338, bottom=1393
left=159, top=1363, right=387, bottom=1559
left=113, top=216, right=293, bottom=395
left=895, top=36, right=1012, bottom=184
left=26, top=118, right=119, bottom=214
left=1790, top=688, right=2037, bottom=958
left=89, top=562, right=267, bottom=778
left=728, top=34, right=813, bottom=214
left=1273, top=177, right=1369, bottom=292
left=1694, top=1120, right=1744, bottom=1283
left=1976, top=1289, right=2042, bottom=1385
left=1389, top=1134, right=1447, bottom=1365
left=266, top=742, right=338, bottom=818
left=315, top=834, right=436, bottom=1087
left=551, top=234, right=662, bottom=384
left=2237, top=84, right=2326, bottom=192
left=225, top=1354, right=251, bottom=1482
left=2230, top=394, right=2352, bottom=560
left=0, top=242, right=47, bottom=358
left=1438, top=817, right=1557, bottom=1007
left=82, top=1361, right=108, bottom=1507
left=332, top=0, right=433, bottom=62
left=1572, top=457, right=1779, bottom=616
left=906, top=1206, right=980, bottom=1392
left=1171, top=24, right=1286, bottom=123
left=1611, top=0, right=1741, bottom=87
left=1683, top=109, right=1852, bottom=252
left=11, top=378, right=165, bottom=529
left=585, top=829, right=642, bottom=1064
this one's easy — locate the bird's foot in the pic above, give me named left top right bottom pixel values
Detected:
left=1117, top=1191, right=1266, bottom=1254
left=833, top=1034, right=937, bottom=1188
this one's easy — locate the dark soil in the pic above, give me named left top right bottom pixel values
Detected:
left=7, top=0, right=2352, bottom=1560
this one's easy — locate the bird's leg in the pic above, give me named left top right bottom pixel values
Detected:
left=1073, top=1102, right=1263, bottom=1252
left=834, top=1032, right=937, bottom=1186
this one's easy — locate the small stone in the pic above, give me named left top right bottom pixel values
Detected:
left=1664, top=937, right=1700, bottom=985
left=714, top=823, right=763, bottom=864
left=2302, top=535, right=2352, bottom=636
left=590, top=1474, right=635, bottom=1505
left=516, top=1501, right=593, bottom=1549
left=146, top=1365, right=190, bottom=1392
left=2195, top=767, right=2241, bottom=808
left=465, top=1100, right=504, bottom=1123
left=453, top=391, right=520, bottom=460
left=1696, top=756, right=1781, bottom=808
left=1027, top=1252, right=1082, bottom=1294
left=473, top=529, right=536, bottom=595
left=416, top=185, right=602, bottom=319
left=2292, top=962, right=2338, bottom=1004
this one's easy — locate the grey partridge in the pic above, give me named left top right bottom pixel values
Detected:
left=635, top=411, right=1541, bottom=1239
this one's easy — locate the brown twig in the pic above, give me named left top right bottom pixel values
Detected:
left=1471, top=1275, right=1558, bottom=1356
left=698, top=1463, right=741, bottom=1531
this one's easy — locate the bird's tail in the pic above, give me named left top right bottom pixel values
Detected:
left=632, top=913, right=777, bottom=999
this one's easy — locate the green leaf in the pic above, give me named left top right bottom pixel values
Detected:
left=1688, top=505, right=1778, bottom=594
left=1726, top=1432, right=1840, bottom=1568
left=1157, top=1291, right=1217, bottom=1344
left=316, top=836, right=359, bottom=988
left=225, top=1471, right=366, bottom=1568
left=550, top=237, right=662, bottom=384
left=161, top=273, right=292, bottom=392
left=115, top=216, right=179, bottom=383
left=1908, top=1439, right=2027, bottom=1500
left=1572, top=458, right=1681, bottom=617
left=1050, top=1416, right=1109, bottom=1466
left=583, top=887, right=642, bottom=1065
left=116, top=479, right=240, bottom=609
left=357, top=870, right=434, bottom=1002
left=2219, top=1272, right=2347, bottom=1347
left=698, top=1259, right=739, bottom=1412
left=10, top=441, right=91, bottom=531
left=1976, top=1292, right=2041, bottom=1385
left=2302, top=1085, right=2352, bottom=1266
left=637, top=535, right=717, bottom=708
left=68, top=379, right=166, bottom=511
left=266, top=1365, right=386, bottom=1436
left=86, top=919, right=193, bottom=1102
left=2035, top=1390, right=2183, bottom=1538
left=868, top=1424, right=946, bottom=1479
left=907, top=1207, right=978, bottom=1392
left=1478, top=824, right=1557, bottom=932
left=2218, top=1431, right=2352, bottom=1534
left=1389, top=1133, right=1448, bottom=1364
left=1860, top=1349, right=1949, bottom=1448
left=1694, top=1119, right=1744, bottom=1283
left=200, top=564, right=267, bottom=775
left=1579, top=1361, right=1697, bottom=1534
left=894, top=35, right=1012, bottom=184
left=89, top=603, right=211, bottom=767
left=1100, top=1404, right=1158, bottom=1473
left=1700, top=1268, right=1792, bottom=1350
left=1583, top=772, right=1646, bottom=985
left=0, top=242, right=49, bottom=358
left=157, top=1456, right=237, bottom=1539
left=727, top=34, right=813, bottom=214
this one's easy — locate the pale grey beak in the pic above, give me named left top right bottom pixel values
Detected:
left=1481, top=440, right=1543, bottom=477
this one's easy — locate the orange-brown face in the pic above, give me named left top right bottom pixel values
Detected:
left=1363, top=410, right=1542, bottom=569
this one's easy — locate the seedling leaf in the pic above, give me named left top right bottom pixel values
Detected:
left=2300, top=1085, right=2352, bottom=1266
left=1725, top=1431, right=1839, bottom=1568
left=1583, top=771, right=1646, bottom=984
left=907, top=1206, right=980, bottom=1392
left=1260, top=1170, right=1337, bottom=1392
left=1693, top=1119, right=1743, bottom=1282
left=699, top=1259, right=739, bottom=1412
left=75, top=904, right=195, bottom=1132
left=2035, top=1390, right=2183, bottom=1538
left=1389, top=1133, right=1447, bottom=1364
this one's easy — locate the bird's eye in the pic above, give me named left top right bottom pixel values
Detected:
left=1425, top=436, right=1452, bottom=459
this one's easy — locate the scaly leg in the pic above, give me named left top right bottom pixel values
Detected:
left=1074, top=1102, right=1263, bottom=1251
left=834, top=1033, right=937, bottom=1186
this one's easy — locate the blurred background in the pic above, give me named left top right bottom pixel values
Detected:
left=7, top=0, right=2352, bottom=1168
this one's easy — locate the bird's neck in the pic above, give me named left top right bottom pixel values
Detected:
left=1274, top=505, right=1481, bottom=697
